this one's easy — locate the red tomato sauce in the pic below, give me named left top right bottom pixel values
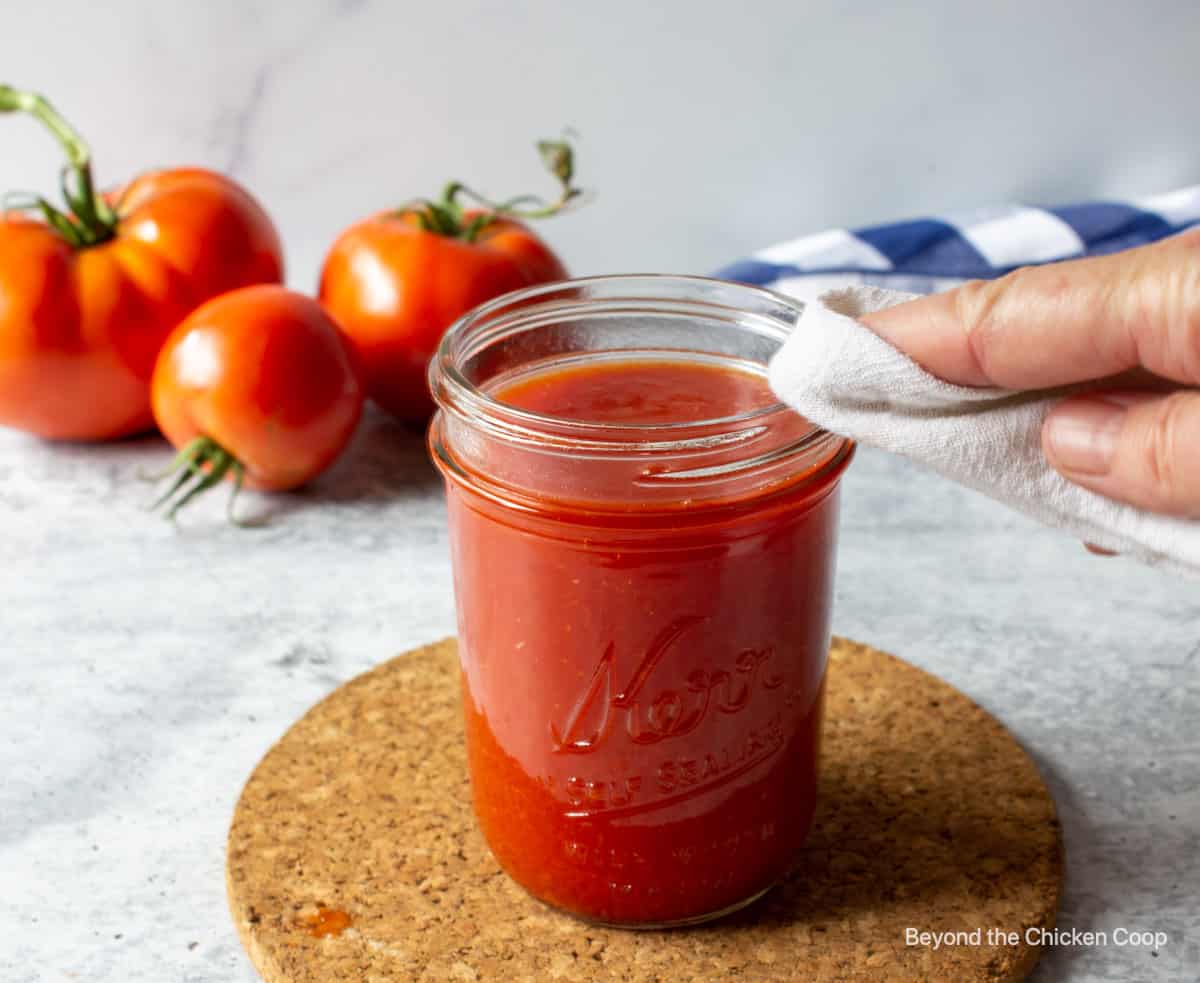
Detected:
left=498, top=358, right=776, bottom=424
left=444, top=357, right=846, bottom=925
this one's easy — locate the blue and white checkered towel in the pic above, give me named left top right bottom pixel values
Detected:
left=717, top=184, right=1200, bottom=300
left=727, top=186, right=1200, bottom=576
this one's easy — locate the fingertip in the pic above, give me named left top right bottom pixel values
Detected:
left=1045, top=389, right=1200, bottom=518
left=1041, top=397, right=1125, bottom=477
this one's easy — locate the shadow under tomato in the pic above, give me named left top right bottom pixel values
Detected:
left=234, top=407, right=442, bottom=524
left=313, top=406, right=442, bottom=501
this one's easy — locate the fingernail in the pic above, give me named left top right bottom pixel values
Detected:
left=1043, top=400, right=1126, bottom=475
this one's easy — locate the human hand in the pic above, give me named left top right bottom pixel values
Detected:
left=861, top=228, right=1200, bottom=518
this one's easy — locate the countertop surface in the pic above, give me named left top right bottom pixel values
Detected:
left=4, top=411, right=1198, bottom=983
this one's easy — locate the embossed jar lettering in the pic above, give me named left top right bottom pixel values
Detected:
left=551, top=618, right=784, bottom=755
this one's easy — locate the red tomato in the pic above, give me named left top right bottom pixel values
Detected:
left=0, top=87, right=283, bottom=440
left=319, top=211, right=566, bottom=423
left=151, top=286, right=363, bottom=513
left=318, top=139, right=582, bottom=423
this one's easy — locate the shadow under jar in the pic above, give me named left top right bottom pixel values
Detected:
left=428, top=275, right=853, bottom=928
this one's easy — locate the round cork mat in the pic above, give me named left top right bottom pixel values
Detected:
left=227, top=637, right=1062, bottom=983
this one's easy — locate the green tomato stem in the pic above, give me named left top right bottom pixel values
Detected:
left=148, top=435, right=248, bottom=524
left=2, top=191, right=87, bottom=247
left=402, top=135, right=585, bottom=243
left=0, top=84, right=117, bottom=246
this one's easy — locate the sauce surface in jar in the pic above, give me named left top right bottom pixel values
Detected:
left=443, top=354, right=846, bottom=926
left=498, top=357, right=775, bottom=424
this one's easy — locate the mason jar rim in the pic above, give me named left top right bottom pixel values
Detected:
left=429, top=273, right=841, bottom=458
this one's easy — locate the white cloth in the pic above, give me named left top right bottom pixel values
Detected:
left=768, top=286, right=1200, bottom=577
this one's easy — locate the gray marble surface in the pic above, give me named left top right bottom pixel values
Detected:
left=2, top=410, right=1197, bottom=983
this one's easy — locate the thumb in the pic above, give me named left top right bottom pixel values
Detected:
left=1043, top=389, right=1200, bottom=517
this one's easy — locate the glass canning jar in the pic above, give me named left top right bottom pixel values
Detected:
left=428, top=275, right=853, bottom=927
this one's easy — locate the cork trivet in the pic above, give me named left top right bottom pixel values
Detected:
left=227, top=637, right=1062, bottom=983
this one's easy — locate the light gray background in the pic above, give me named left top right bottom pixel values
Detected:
left=4, top=1, right=1200, bottom=285
left=3, top=3, right=1199, bottom=982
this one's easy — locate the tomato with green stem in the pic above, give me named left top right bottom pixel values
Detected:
left=150, top=285, right=364, bottom=520
left=0, top=85, right=283, bottom=440
left=318, top=139, right=581, bottom=424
